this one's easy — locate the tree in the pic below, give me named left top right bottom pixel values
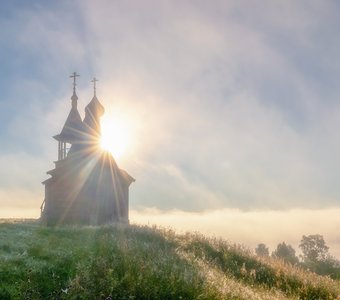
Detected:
left=272, top=242, right=299, bottom=265
left=255, top=243, right=269, bottom=257
left=299, top=234, right=329, bottom=263
left=299, top=234, right=340, bottom=278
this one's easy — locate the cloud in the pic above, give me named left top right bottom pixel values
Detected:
left=0, top=188, right=41, bottom=213
left=69, top=0, right=340, bottom=210
left=1, top=1, right=340, bottom=215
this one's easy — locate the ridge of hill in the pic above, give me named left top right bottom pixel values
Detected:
left=0, top=220, right=339, bottom=299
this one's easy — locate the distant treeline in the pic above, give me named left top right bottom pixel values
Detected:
left=255, top=234, right=340, bottom=279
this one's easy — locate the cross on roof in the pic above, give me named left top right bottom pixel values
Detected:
left=70, top=72, right=80, bottom=93
left=91, top=77, right=99, bottom=96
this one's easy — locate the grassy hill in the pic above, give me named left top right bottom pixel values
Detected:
left=0, top=220, right=339, bottom=299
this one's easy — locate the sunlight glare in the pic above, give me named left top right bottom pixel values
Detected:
left=100, top=114, right=132, bottom=158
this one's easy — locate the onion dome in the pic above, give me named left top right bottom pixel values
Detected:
left=83, top=77, right=105, bottom=137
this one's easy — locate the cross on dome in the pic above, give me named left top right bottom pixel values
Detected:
left=70, top=72, right=80, bottom=93
left=91, top=77, right=99, bottom=97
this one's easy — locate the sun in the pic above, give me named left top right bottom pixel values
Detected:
left=100, top=114, right=132, bottom=158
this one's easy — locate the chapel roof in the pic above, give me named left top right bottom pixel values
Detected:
left=54, top=73, right=84, bottom=143
left=54, top=93, right=84, bottom=143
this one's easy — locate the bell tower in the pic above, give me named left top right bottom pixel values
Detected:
left=53, top=72, right=84, bottom=160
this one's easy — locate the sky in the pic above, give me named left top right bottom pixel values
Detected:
left=1, top=0, right=340, bottom=257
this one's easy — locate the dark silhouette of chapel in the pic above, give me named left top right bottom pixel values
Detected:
left=40, top=73, right=134, bottom=225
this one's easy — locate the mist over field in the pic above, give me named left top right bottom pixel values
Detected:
left=131, top=207, right=340, bottom=259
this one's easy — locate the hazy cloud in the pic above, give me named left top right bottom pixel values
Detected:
left=1, top=1, right=340, bottom=215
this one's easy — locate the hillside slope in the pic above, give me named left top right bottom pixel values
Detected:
left=0, top=221, right=339, bottom=299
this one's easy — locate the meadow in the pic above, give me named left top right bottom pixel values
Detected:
left=0, top=220, right=339, bottom=299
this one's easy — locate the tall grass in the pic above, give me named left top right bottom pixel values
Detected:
left=0, top=221, right=339, bottom=299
